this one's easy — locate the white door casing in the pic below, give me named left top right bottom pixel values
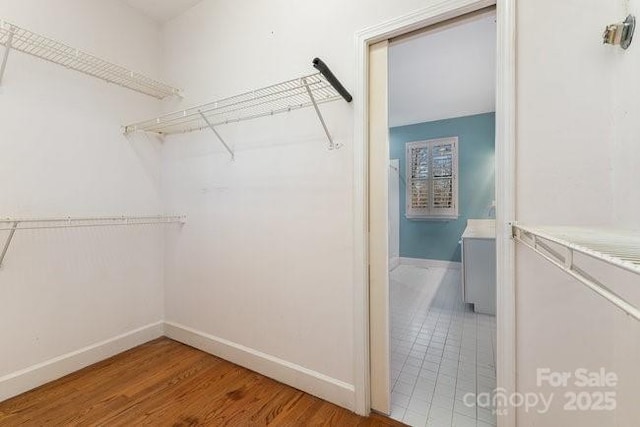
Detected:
left=352, top=2, right=516, bottom=426
left=368, top=40, right=391, bottom=414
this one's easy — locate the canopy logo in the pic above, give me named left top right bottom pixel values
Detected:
left=463, top=368, right=618, bottom=415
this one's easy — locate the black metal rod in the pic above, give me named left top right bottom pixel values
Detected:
left=312, top=58, right=352, bottom=103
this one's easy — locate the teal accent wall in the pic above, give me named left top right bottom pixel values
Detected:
left=390, top=112, right=495, bottom=262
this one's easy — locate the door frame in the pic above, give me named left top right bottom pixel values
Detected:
left=352, top=1, right=516, bottom=426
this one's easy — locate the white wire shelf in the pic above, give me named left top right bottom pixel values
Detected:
left=0, top=19, right=181, bottom=99
left=0, top=215, right=186, bottom=268
left=513, top=224, right=640, bottom=321
left=124, top=72, right=344, bottom=153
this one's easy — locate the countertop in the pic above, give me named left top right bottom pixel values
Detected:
left=462, top=219, right=496, bottom=239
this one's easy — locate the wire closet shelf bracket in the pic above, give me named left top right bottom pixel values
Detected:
left=0, top=215, right=186, bottom=268
left=124, top=58, right=353, bottom=157
left=512, top=224, right=640, bottom=322
left=0, top=19, right=181, bottom=99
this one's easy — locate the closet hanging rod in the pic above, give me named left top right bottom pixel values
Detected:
left=0, top=19, right=181, bottom=99
left=512, top=224, right=640, bottom=322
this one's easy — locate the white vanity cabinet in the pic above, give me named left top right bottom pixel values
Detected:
left=461, top=219, right=496, bottom=315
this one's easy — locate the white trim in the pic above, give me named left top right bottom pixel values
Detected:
left=399, top=257, right=462, bottom=270
left=164, top=321, right=355, bottom=411
left=353, top=0, right=516, bottom=421
left=1, top=321, right=356, bottom=410
left=0, top=321, right=164, bottom=402
left=389, top=256, right=401, bottom=271
left=494, top=1, right=517, bottom=426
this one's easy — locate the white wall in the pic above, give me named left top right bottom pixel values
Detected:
left=612, top=2, right=640, bottom=228
left=160, top=0, right=436, bottom=409
left=0, top=0, right=168, bottom=400
left=516, top=0, right=640, bottom=425
left=389, top=10, right=496, bottom=127
left=124, top=0, right=203, bottom=24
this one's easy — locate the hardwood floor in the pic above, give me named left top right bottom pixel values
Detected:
left=0, top=338, right=404, bottom=426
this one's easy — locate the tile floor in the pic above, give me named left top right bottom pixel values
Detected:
left=388, top=264, right=497, bottom=427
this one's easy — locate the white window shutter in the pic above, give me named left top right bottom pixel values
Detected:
left=406, top=141, right=430, bottom=217
left=430, top=139, right=456, bottom=216
left=405, top=137, right=458, bottom=219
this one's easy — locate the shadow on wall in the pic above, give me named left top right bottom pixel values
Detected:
left=389, top=112, right=495, bottom=262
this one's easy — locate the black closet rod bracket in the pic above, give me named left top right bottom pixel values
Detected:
left=312, top=58, right=353, bottom=103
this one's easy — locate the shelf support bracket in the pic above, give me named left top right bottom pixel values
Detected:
left=0, top=221, right=18, bottom=268
left=198, top=110, right=234, bottom=160
left=0, top=28, right=14, bottom=85
left=302, top=78, right=338, bottom=150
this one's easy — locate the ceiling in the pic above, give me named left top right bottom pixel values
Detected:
left=124, top=0, right=203, bottom=24
left=389, top=10, right=496, bottom=128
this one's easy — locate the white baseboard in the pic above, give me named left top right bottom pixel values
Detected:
left=1, top=321, right=356, bottom=412
left=400, top=257, right=462, bottom=270
left=164, top=321, right=355, bottom=411
left=0, top=321, right=164, bottom=403
left=389, top=256, right=400, bottom=271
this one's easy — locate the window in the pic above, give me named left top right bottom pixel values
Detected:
left=405, top=137, right=458, bottom=219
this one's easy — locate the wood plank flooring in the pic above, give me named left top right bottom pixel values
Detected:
left=0, top=338, right=404, bottom=426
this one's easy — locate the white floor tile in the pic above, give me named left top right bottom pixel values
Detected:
left=392, top=391, right=411, bottom=408
left=394, top=382, right=415, bottom=396
left=404, top=410, right=429, bottom=427
left=390, top=406, right=407, bottom=421
left=408, top=397, right=431, bottom=414
left=453, top=399, right=476, bottom=418
left=403, top=364, right=421, bottom=376
left=428, top=407, right=453, bottom=425
left=415, top=376, right=436, bottom=390
left=451, top=413, right=476, bottom=427
left=421, top=361, right=440, bottom=373
left=477, top=407, right=497, bottom=425
left=389, top=265, right=497, bottom=427
left=437, top=374, right=456, bottom=386
left=432, top=394, right=455, bottom=409
left=406, top=356, right=424, bottom=368
left=412, top=387, right=434, bottom=402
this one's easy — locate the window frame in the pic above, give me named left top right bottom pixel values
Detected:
left=405, top=136, right=459, bottom=220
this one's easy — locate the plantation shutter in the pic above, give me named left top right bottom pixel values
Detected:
left=405, top=137, right=458, bottom=219
left=430, top=139, right=456, bottom=216
left=406, top=141, right=430, bottom=217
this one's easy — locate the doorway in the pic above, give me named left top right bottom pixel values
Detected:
left=353, top=1, right=516, bottom=426
left=386, top=10, right=498, bottom=426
